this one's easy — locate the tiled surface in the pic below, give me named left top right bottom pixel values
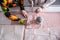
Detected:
left=0, top=12, right=11, bottom=25
left=0, top=8, right=60, bottom=40
left=19, top=12, right=60, bottom=40
left=0, top=25, right=24, bottom=40
left=25, top=26, right=60, bottom=40
left=0, top=25, right=60, bottom=40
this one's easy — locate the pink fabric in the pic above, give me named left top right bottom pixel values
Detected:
left=42, top=12, right=60, bottom=27
left=11, top=12, right=60, bottom=28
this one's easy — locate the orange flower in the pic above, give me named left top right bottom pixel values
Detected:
left=8, top=15, right=18, bottom=21
left=12, top=4, right=17, bottom=7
